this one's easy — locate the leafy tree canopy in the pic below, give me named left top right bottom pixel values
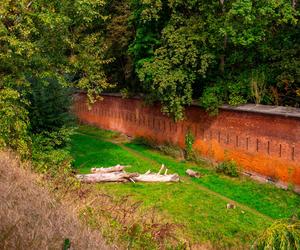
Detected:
left=0, top=0, right=112, bottom=155
left=102, top=0, right=299, bottom=119
left=0, top=0, right=299, bottom=156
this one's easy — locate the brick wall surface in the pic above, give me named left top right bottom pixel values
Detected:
left=73, top=93, right=300, bottom=186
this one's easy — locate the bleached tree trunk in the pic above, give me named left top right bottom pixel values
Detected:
left=133, top=174, right=179, bottom=182
left=77, top=165, right=180, bottom=183
left=76, top=172, right=138, bottom=183
left=91, top=165, right=126, bottom=173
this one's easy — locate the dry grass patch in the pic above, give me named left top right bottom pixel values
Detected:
left=0, top=151, right=110, bottom=250
left=78, top=193, right=185, bottom=249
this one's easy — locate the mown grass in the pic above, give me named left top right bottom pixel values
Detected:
left=71, top=125, right=300, bottom=248
left=125, top=143, right=300, bottom=220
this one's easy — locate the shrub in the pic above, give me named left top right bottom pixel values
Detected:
left=185, top=130, right=195, bottom=160
left=252, top=219, right=300, bottom=250
left=228, top=82, right=248, bottom=106
left=200, top=85, right=224, bottom=115
left=31, top=127, right=74, bottom=175
left=250, top=70, right=267, bottom=105
left=0, top=88, right=31, bottom=157
left=28, top=78, right=74, bottom=134
left=216, top=160, right=239, bottom=177
left=79, top=194, right=183, bottom=249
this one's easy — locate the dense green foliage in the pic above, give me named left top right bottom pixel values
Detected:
left=0, top=0, right=112, bottom=156
left=101, top=0, right=300, bottom=119
left=28, top=78, right=74, bottom=134
left=1, top=0, right=299, bottom=155
left=184, top=129, right=195, bottom=160
left=216, top=160, right=240, bottom=177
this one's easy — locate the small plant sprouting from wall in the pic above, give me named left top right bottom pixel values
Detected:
left=216, top=160, right=239, bottom=177
left=185, top=129, right=195, bottom=160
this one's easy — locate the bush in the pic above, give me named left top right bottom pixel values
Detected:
left=31, top=127, right=74, bottom=175
left=200, top=85, right=224, bottom=115
left=227, top=81, right=248, bottom=106
left=216, top=160, right=239, bottom=177
left=184, top=130, right=195, bottom=160
left=252, top=219, right=300, bottom=250
left=0, top=88, right=31, bottom=157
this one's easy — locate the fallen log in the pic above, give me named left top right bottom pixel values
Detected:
left=77, top=164, right=180, bottom=183
left=77, top=172, right=180, bottom=183
left=186, top=169, right=202, bottom=178
left=76, top=172, right=139, bottom=183
left=132, top=173, right=179, bottom=182
left=91, top=165, right=126, bottom=173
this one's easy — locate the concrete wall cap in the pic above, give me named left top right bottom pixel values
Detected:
left=220, top=104, right=300, bottom=118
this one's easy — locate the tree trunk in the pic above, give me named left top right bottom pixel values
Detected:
left=76, top=172, right=139, bottom=183
left=77, top=165, right=180, bottom=183
left=133, top=173, right=179, bottom=182
left=91, top=165, right=126, bottom=173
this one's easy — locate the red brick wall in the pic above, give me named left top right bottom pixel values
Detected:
left=73, top=93, right=300, bottom=186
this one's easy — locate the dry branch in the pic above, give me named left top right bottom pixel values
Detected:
left=157, top=164, right=165, bottom=175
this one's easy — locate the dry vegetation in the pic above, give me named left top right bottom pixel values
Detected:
left=0, top=151, right=110, bottom=250
left=78, top=193, right=185, bottom=249
left=0, top=150, right=183, bottom=250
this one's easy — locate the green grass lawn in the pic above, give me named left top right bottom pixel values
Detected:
left=71, top=125, right=300, bottom=248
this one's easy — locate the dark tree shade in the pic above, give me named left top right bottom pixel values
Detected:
left=28, top=78, right=74, bottom=133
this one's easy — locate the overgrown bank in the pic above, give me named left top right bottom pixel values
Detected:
left=0, top=151, right=110, bottom=250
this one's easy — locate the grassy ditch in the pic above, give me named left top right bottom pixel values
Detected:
left=70, top=125, right=300, bottom=249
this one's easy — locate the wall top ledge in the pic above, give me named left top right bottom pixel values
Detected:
left=77, top=92, right=300, bottom=119
left=221, top=104, right=300, bottom=119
